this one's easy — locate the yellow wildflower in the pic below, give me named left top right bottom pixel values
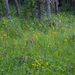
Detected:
left=38, top=63, right=41, bottom=65
left=25, top=39, right=27, bottom=41
left=0, top=37, right=3, bottom=39
left=25, top=56, right=27, bottom=58
left=8, top=36, right=9, bottom=38
left=38, top=45, right=40, bottom=47
left=67, top=37, right=69, bottom=39
left=14, top=39, right=16, bottom=41
left=33, top=31, right=34, bottom=32
left=15, top=43, right=17, bottom=45
left=53, top=27, right=55, bottom=30
left=39, top=59, right=41, bottom=61
left=62, top=27, right=63, bottom=29
left=11, top=20, right=13, bottom=22
left=49, top=43, right=50, bottom=45
left=36, top=31, right=38, bottom=33
left=36, top=36, right=38, bottom=39
left=15, top=11, right=17, bottom=12
left=47, top=45, right=49, bottom=47
left=60, top=49, right=61, bottom=50
left=55, top=52, right=58, bottom=53
left=56, top=27, right=58, bottom=29
left=36, top=65, right=38, bottom=66
left=33, top=34, right=35, bottom=36
left=57, top=42, right=59, bottom=43
left=46, top=63, right=49, bottom=65
left=23, top=34, right=26, bottom=36
left=31, top=27, right=32, bottom=29
left=39, top=24, right=42, bottom=26
left=65, top=39, right=67, bottom=41
left=32, top=23, right=34, bottom=24
left=65, top=33, right=67, bottom=34
left=17, top=33, right=18, bottom=35
left=32, top=64, right=35, bottom=65
left=35, top=60, right=38, bottom=62
left=4, top=34, right=6, bottom=37
left=61, top=50, right=63, bottom=52
left=48, top=27, right=50, bottom=29
left=47, top=35, right=49, bottom=38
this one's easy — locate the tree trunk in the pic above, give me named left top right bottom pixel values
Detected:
left=4, top=0, right=10, bottom=17
left=70, top=0, right=74, bottom=7
left=37, top=0, right=45, bottom=21
left=54, top=1, right=58, bottom=15
left=58, top=0, right=62, bottom=7
left=65, top=0, right=68, bottom=4
left=21, top=0, right=24, bottom=5
left=14, top=0, right=21, bottom=16
left=73, top=1, right=75, bottom=7
left=18, top=0, right=21, bottom=5
left=45, top=0, right=51, bottom=18
left=37, top=0, right=42, bottom=21
left=17, top=0, right=24, bottom=6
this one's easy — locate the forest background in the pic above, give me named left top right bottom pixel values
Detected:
left=0, top=0, right=75, bottom=75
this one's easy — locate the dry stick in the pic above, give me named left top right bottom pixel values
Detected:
left=1, top=49, right=3, bottom=58
left=17, top=29, right=18, bottom=33
left=7, top=26, right=9, bottom=37
left=17, top=28, right=18, bottom=37
left=26, top=41, right=28, bottom=49
left=44, top=49, right=46, bottom=64
left=20, top=46, right=22, bottom=50
left=23, top=57, right=25, bottom=63
left=15, top=33, right=16, bottom=39
left=10, top=47, right=14, bottom=58
left=44, top=49, right=46, bottom=59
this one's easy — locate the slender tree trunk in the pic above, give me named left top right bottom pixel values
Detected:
left=54, top=1, right=58, bottom=15
left=37, top=0, right=42, bottom=21
left=70, top=0, right=74, bottom=7
left=18, top=0, right=20, bottom=4
left=17, top=0, right=24, bottom=5
left=58, top=0, right=62, bottom=7
left=14, top=0, right=21, bottom=16
left=73, top=1, right=75, bottom=7
left=45, top=0, right=51, bottom=18
left=70, top=0, right=72, bottom=6
left=65, top=0, right=67, bottom=4
left=21, top=0, right=24, bottom=5
left=4, top=0, right=10, bottom=17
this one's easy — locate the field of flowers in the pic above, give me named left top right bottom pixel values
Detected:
left=0, top=9, right=75, bottom=75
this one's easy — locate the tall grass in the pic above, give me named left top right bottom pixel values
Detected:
left=0, top=6, right=75, bottom=75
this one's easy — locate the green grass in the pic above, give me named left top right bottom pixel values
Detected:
left=0, top=6, right=75, bottom=75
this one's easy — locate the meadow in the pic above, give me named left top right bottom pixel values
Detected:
left=0, top=6, right=75, bottom=75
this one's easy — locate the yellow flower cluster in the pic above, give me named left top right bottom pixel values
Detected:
left=32, top=59, right=41, bottom=66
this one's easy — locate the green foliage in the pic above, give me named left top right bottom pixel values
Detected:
left=24, top=0, right=37, bottom=19
left=0, top=0, right=5, bottom=17
left=59, top=5, right=75, bottom=13
left=0, top=2, right=75, bottom=75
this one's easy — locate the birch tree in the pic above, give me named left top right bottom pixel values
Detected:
left=4, top=0, right=10, bottom=17
left=45, top=0, right=51, bottom=18
left=14, top=0, right=21, bottom=16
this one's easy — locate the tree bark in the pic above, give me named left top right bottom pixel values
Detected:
left=45, top=0, right=51, bottom=18
left=58, top=0, right=62, bottom=7
left=74, top=1, right=75, bottom=7
left=4, top=0, right=10, bottom=17
left=17, top=0, right=24, bottom=5
left=37, top=0, right=42, bottom=21
left=65, top=0, right=68, bottom=4
left=14, top=0, right=21, bottom=16
left=54, top=1, right=58, bottom=15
